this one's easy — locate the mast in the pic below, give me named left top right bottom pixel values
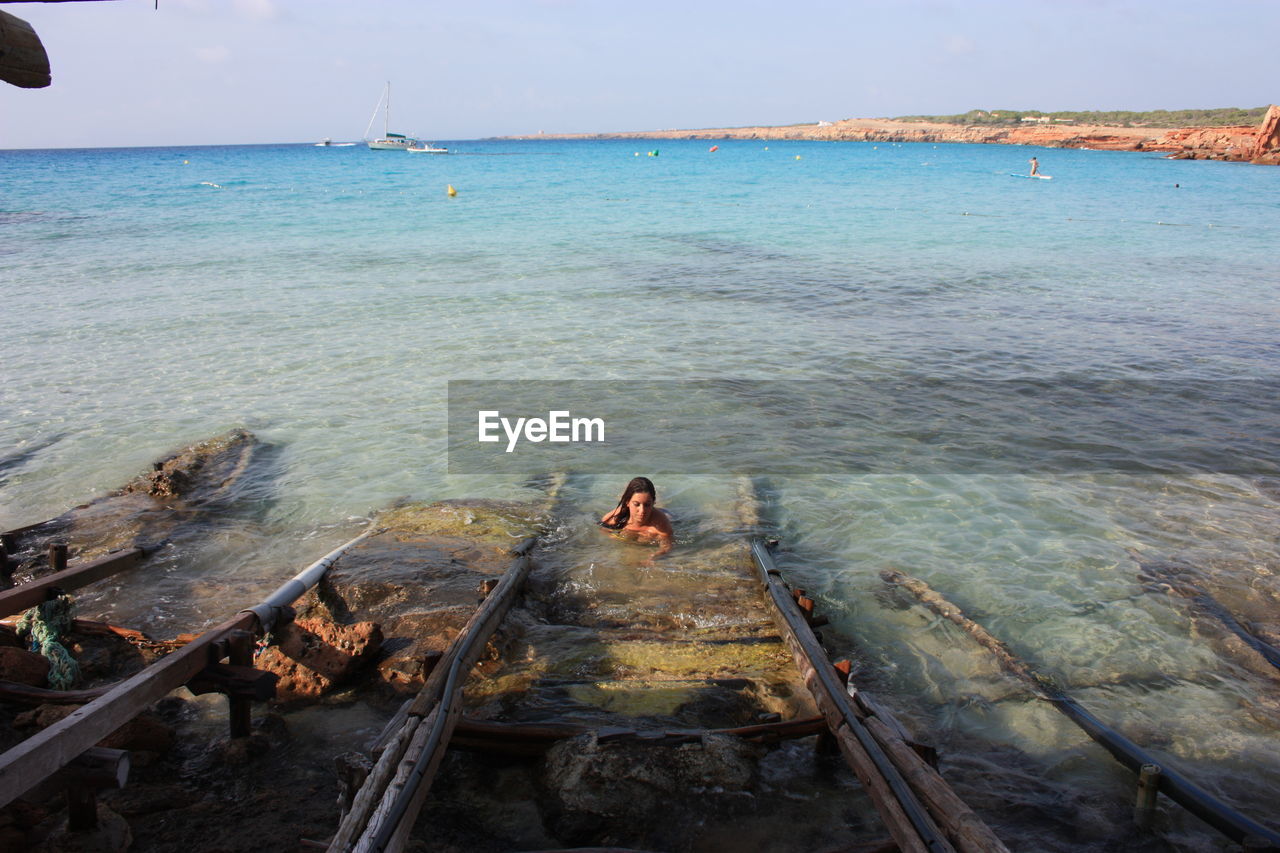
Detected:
left=384, top=81, right=390, bottom=137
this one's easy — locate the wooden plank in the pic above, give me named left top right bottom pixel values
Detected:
left=329, top=716, right=422, bottom=852
left=0, top=10, right=50, bottom=88
left=406, top=544, right=535, bottom=719
left=0, top=548, right=146, bottom=618
left=331, top=544, right=535, bottom=852
left=0, top=610, right=255, bottom=808
left=750, top=541, right=955, bottom=853
left=864, top=716, right=1008, bottom=853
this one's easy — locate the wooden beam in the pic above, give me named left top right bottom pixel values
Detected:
left=752, top=541, right=1010, bottom=853
left=0, top=528, right=373, bottom=809
left=0, top=610, right=257, bottom=808
left=330, top=540, right=537, bottom=853
left=0, top=548, right=147, bottom=619
left=0, top=9, right=51, bottom=88
left=751, top=542, right=945, bottom=853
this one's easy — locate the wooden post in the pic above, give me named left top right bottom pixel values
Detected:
left=1134, top=763, right=1161, bottom=829
left=66, top=784, right=98, bottom=831
left=750, top=542, right=955, bottom=853
left=33, top=747, right=131, bottom=833
left=226, top=630, right=254, bottom=738
left=0, top=543, right=11, bottom=591
left=48, top=542, right=68, bottom=572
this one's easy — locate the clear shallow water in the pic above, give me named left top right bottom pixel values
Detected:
left=2, top=138, right=1280, bottom=848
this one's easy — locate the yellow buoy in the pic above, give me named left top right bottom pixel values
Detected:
left=447, top=184, right=457, bottom=197
left=795, top=155, right=802, bottom=160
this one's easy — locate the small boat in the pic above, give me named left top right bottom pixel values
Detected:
left=406, top=143, right=448, bottom=154
left=365, top=82, right=418, bottom=151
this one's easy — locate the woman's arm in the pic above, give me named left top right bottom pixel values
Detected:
left=651, top=510, right=674, bottom=556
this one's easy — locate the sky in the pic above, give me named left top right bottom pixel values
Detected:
left=1, top=0, right=1276, bottom=149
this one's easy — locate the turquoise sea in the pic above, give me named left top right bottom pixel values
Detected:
left=2, top=138, right=1279, bottom=849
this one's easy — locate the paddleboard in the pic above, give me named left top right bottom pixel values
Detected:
left=1010, top=173, right=1053, bottom=180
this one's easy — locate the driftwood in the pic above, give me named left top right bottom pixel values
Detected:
left=881, top=568, right=1280, bottom=849
left=753, top=541, right=1008, bottom=853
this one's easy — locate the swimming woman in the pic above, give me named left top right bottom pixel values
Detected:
left=600, top=476, right=673, bottom=557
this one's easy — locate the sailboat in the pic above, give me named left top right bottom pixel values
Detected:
left=365, top=82, right=418, bottom=151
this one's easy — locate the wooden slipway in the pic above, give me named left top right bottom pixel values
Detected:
left=0, top=464, right=1003, bottom=852
left=330, top=479, right=1005, bottom=853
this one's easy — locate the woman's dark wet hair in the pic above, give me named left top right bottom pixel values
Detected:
left=602, top=476, right=656, bottom=530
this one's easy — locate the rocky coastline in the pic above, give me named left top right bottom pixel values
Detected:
left=507, top=103, right=1280, bottom=164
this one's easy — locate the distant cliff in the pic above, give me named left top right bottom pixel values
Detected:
left=506, top=104, right=1280, bottom=164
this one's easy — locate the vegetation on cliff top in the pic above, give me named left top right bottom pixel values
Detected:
left=894, top=107, right=1268, bottom=128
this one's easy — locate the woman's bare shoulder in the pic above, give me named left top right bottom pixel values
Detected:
left=653, top=508, right=674, bottom=535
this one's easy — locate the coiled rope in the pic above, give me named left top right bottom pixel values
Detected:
left=16, top=591, right=80, bottom=690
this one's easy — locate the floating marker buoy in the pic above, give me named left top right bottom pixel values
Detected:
left=795, top=155, right=802, bottom=160
left=709, top=145, right=719, bottom=152
left=648, top=149, right=659, bottom=157
left=183, top=160, right=189, bottom=165
left=447, top=184, right=457, bottom=197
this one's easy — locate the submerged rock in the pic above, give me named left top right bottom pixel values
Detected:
left=540, top=732, right=762, bottom=846
left=298, top=499, right=548, bottom=694
left=8, top=429, right=274, bottom=574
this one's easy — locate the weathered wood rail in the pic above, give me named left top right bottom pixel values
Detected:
left=752, top=540, right=1007, bottom=853
left=0, top=544, right=149, bottom=617
left=329, top=533, right=1006, bottom=853
left=328, top=537, right=538, bottom=853
left=0, top=526, right=378, bottom=812
left=882, top=568, right=1280, bottom=851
